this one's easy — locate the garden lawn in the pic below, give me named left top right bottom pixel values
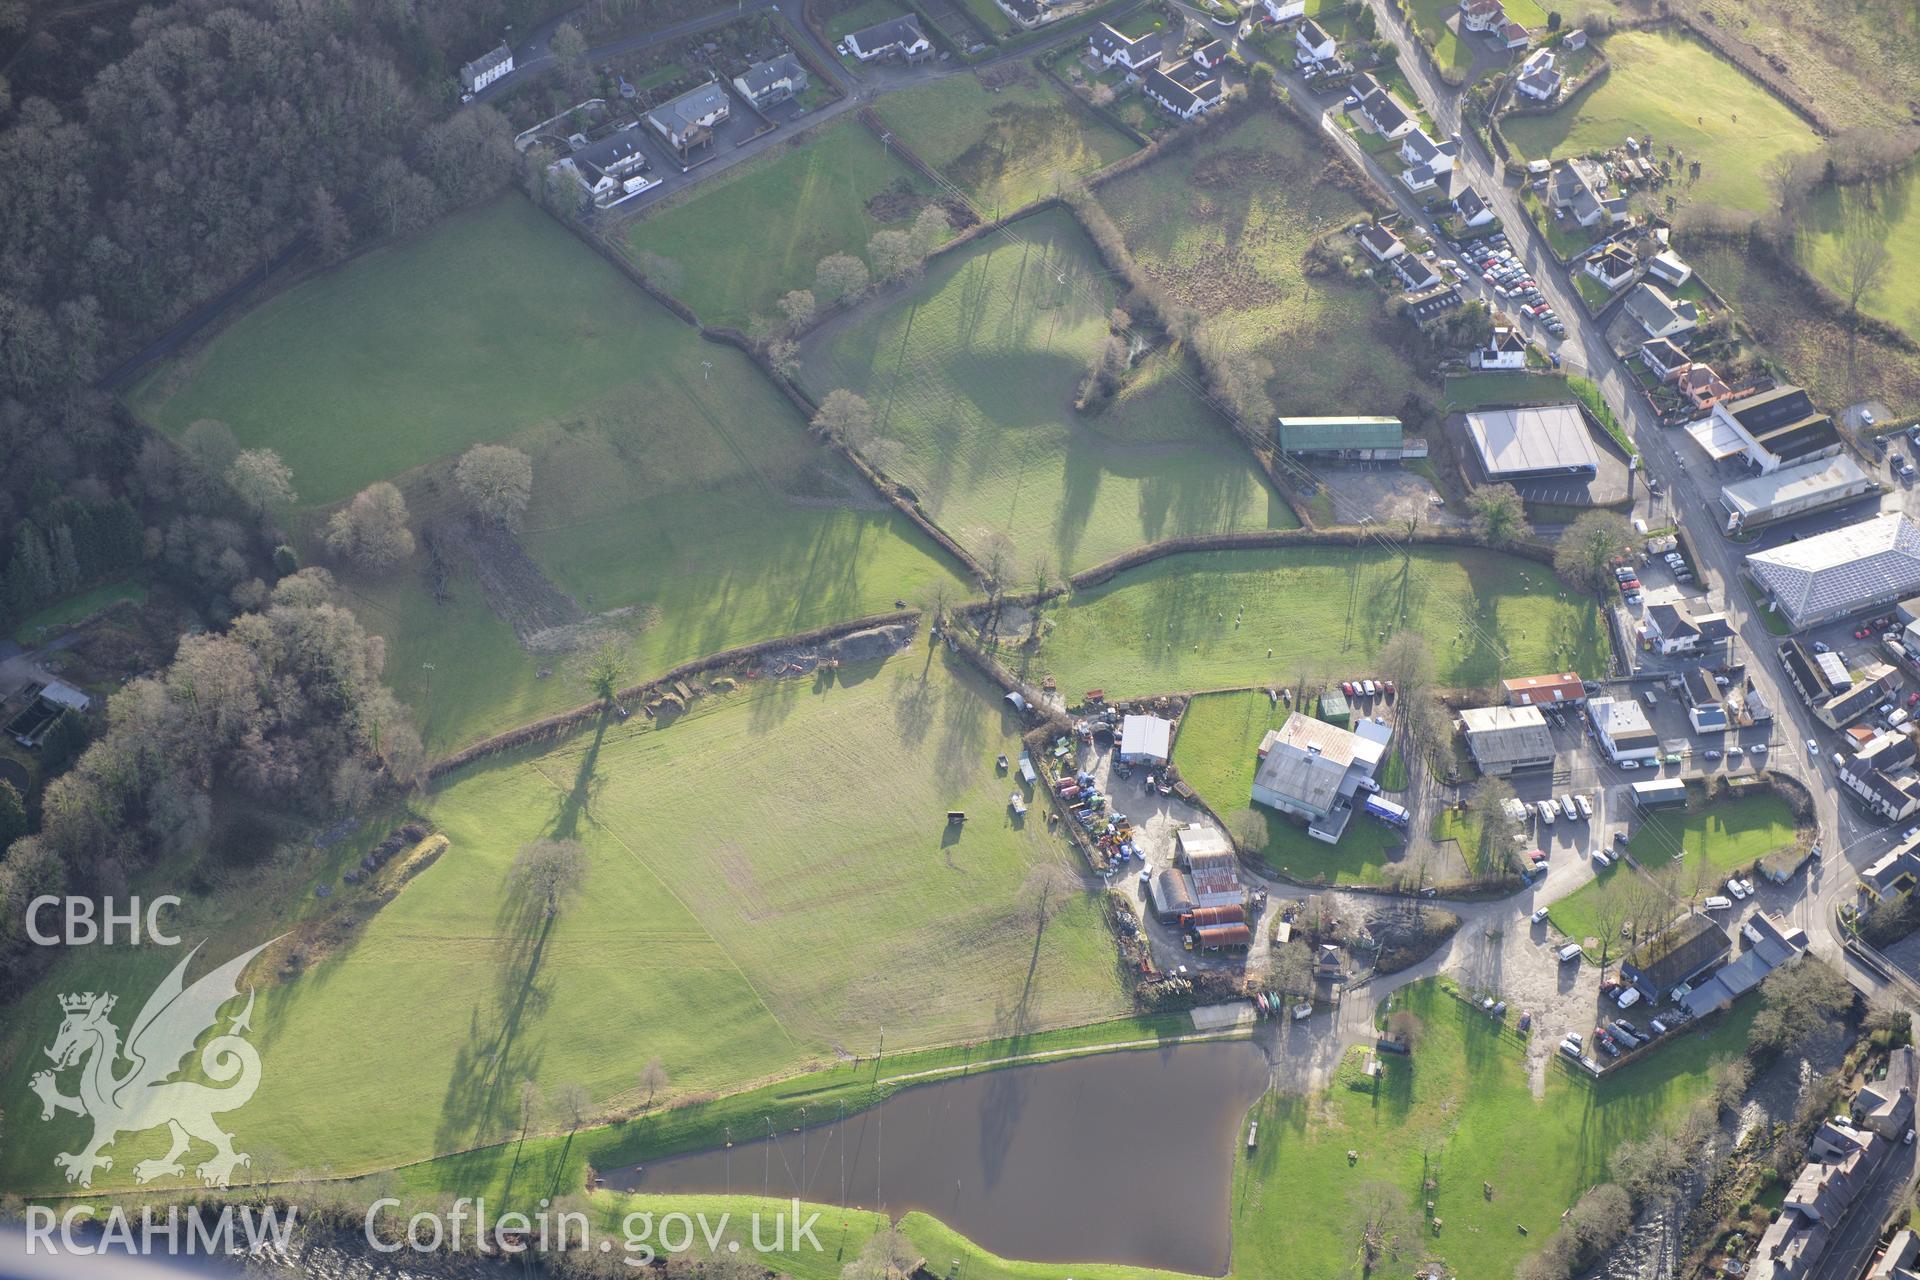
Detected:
left=1022, top=545, right=1608, bottom=698
left=826, top=0, right=908, bottom=42
left=628, top=117, right=943, bottom=330
left=1625, top=792, right=1797, bottom=879
left=1231, top=977, right=1755, bottom=1280
left=1096, top=109, right=1425, bottom=417
left=872, top=70, right=1138, bottom=216
left=1797, top=166, right=1920, bottom=343
left=1173, top=689, right=1406, bottom=884
left=1501, top=30, right=1821, bottom=219
left=11, top=578, right=147, bottom=645
left=0, top=649, right=1129, bottom=1192
left=1549, top=793, right=1797, bottom=955
left=1442, top=372, right=1571, bottom=410
left=800, top=207, right=1289, bottom=572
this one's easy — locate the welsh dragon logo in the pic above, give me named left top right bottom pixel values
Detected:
left=30, top=939, right=273, bottom=1188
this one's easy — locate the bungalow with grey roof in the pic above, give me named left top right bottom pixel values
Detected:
left=845, top=15, right=932, bottom=61
left=646, top=81, right=731, bottom=157
left=732, top=53, right=808, bottom=110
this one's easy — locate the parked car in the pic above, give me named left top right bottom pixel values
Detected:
left=1592, top=850, right=1613, bottom=868
left=1342, top=681, right=1355, bottom=696
left=1531, top=906, right=1550, bottom=924
left=1574, top=794, right=1593, bottom=819
left=1558, top=943, right=1582, bottom=962
left=1650, top=1018, right=1669, bottom=1035
left=1362, top=679, right=1377, bottom=697
left=1807, top=737, right=1819, bottom=757
left=1726, top=878, right=1748, bottom=900
left=1617, top=986, right=1642, bottom=1010
left=1704, top=749, right=1722, bottom=760
left=1537, top=799, right=1556, bottom=824
left=1703, top=895, right=1733, bottom=910
left=1559, top=1038, right=1582, bottom=1060
left=1559, top=795, right=1578, bottom=821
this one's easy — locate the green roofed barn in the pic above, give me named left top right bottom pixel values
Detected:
left=1275, top=416, right=1405, bottom=460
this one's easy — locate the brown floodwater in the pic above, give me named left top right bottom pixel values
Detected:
left=603, top=1038, right=1272, bottom=1275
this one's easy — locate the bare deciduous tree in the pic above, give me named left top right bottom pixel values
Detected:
left=776, top=288, right=816, bottom=332
left=455, top=443, right=533, bottom=528
left=1345, top=1179, right=1415, bottom=1277
left=1555, top=510, right=1634, bottom=593
left=227, top=448, right=296, bottom=513
left=866, top=228, right=916, bottom=281
left=812, top=389, right=876, bottom=447
left=815, top=252, right=871, bottom=303
left=1465, top=482, right=1530, bottom=546
left=554, top=1081, right=591, bottom=1132
left=639, top=1058, right=668, bottom=1108
left=511, top=839, right=587, bottom=919
left=324, top=481, right=415, bottom=572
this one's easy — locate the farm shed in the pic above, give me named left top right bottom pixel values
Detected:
left=1273, top=417, right=1405, bottom=461
left=1194, top=923, right=1252, bottom=951
left=1149, top=869, right=1197, bottom=922
left=1183, top=904, right=1247, bottom=929
left=1119, top=713, right=1173, bottom=764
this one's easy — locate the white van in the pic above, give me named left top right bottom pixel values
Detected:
left=1616, top=986, right=1641, bottom=1009
left=1537, top=800, right=1556, bottom=825
left=1557, top=943, right=1583, bottom=963
left=1574, top=794, right=1593, bottom=819
left=1592, top=850, right=1613, bottom=869
left=1560, top=795, right=1578, bottom=821
left=1703, top=895, right=1733, bottom=910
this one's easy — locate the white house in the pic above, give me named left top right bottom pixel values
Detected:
left=1648, top=249, right=1693, bottom=287
left=1584, top=244, right=1638, bottom=291
left=1144, top=61, right=1225, bottom=119
left=460, top=42, right=513, bottom=94
left=1357, top=83, right=1415, bottom=138
left=1089, top=21, right=1162, bottom=71
left=559, top=130, right=657, bottom=209
left=1473, top=326, right=1528, bottom=370
left=1515, top=47, right=1559, bottom=100
left=1587, top=696, right=1660, bottom=764
left=1295, top=17, right=1337, bottom=64
left=1192, top=39, right=1229, bottom=70
left=1452, top=184, right=1494, bottom=227
left=1400, top=129, right=1458, bottom=175
left=1259, top=0, right=1306, bottom=21
left=845, top=15, right=932, bottom=61
left=1622, top=281, right=1699, bottom=340
left=645, top=82, right=731, bottom=156
left=733, top=53, right=808, bottom=110
left=1460, top=0, right=1504, bottom=32
left=1356, top=223, right=1404, bottom=262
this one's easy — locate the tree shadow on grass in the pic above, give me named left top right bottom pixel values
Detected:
left=432, top=718, right=608, bottom=1160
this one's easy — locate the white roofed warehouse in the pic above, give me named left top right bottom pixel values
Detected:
left=1462, top=404, right=1601, bottom=480
left=1718, top=454, right=1876, bottom=533
left=1747, top=512, right=1920, bottom=629
left=1118, top=713, right=1173, bottom=764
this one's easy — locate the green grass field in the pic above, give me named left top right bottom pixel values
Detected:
left=628, top=118, right=944, bottom=330
left=800, top=207, right=1289, bottom=572
left=872, top=70, right=1138, bottom=216
left=1232, top=977, right=1754, bottom=1279
left=11, top=578, right=147, bottom=645
left=1691, top=0, right=1920, bottom=130
left=1798, top=168, right=1920, bottom=342
left=1173, top=689, right=1405, bottom=884
left=126, top=196, right=969, bottom=752
left=1549, top=793, right=1796, bottom=951
left=0, top=649, right=1129, bottom=1190
left=1020, top=545, right=1608, bottom=699
left=1502, top=30, right=1821, bottom=218
left=1096, top=109, right=1426, bottom=417
left=131, top=198, right=712, bottom=506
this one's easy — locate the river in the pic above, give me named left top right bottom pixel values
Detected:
left=604, top=1038, right=1272, bottom=1275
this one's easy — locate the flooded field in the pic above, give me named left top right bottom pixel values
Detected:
left=607, top=1038, right=1273, bottom=1274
